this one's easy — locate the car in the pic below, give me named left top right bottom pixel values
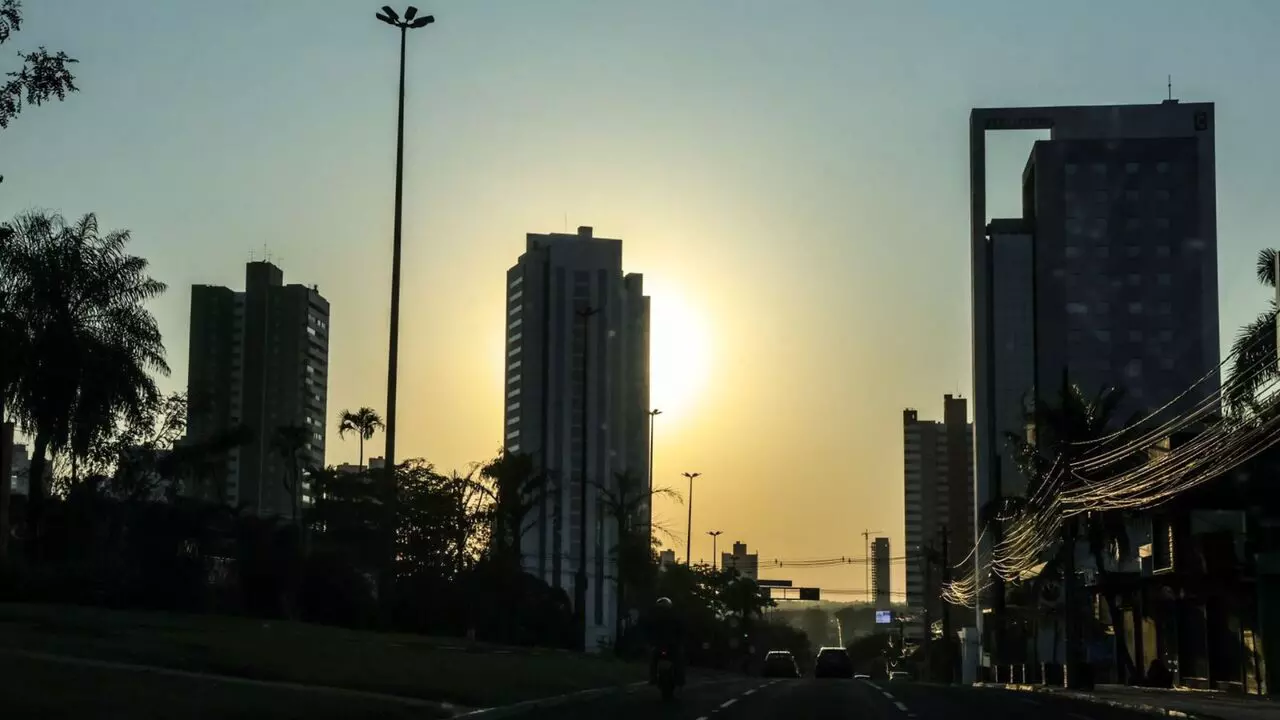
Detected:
left=813, top=647, right=854, bottom=678
left=761, top=650, right=801, bottom=678
left=889, top=671, right=911, bottom=682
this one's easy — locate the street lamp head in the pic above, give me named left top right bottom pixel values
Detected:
left=404, top=6, right=418, bottom=20
left=381, top=6, right=400, bottom=21
left=650, top=408, right=663, bottom=417
left=410, top=15, right=434, bottom=28
left=376, top=11, right=396, bottom=24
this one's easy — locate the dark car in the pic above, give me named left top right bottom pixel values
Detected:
left=761, top=651, right=801, bottom=678
left=813, top=647, right=853, bottom=678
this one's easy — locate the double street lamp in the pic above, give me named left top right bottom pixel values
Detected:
left=375, top=4, right=434, bottom=596
left=707, top=530, right=723, bottom=570
left=375, top=3, right=433, bottom=538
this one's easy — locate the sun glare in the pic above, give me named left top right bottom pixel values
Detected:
left=647, top=284, right=712, bottom=422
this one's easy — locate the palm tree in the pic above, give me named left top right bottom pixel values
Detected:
left=1006, top=375, right=1144, bottom=683
left=593, top=470, right=682, bottom=655
left=1, top=211, right=168, bottom=559
left=1226, top=249, right=1279, bottom=415
left=475, top=449, right=547, bottom=571
left=271, top=424, right=309, bottom=530
left=337, top=407, right=384, bottom=468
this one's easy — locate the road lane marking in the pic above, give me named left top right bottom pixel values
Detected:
left=720, top=698, right=738, bottom=709
left=882, top=691, right=896, bottom=700
left=695, top=717, right=709, bottom=720
left=743, top=688, right=756, bottom=696
left=894, top=701, right=909, bottom=711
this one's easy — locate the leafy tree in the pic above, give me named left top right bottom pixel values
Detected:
left=1, top=211, right=167, bottom=561
left=337, top=406, right=384, bottom=468
left=0, top=0, right=79, bottom=183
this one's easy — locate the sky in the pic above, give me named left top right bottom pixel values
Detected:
left=4, top=0, right=1280, bottom=599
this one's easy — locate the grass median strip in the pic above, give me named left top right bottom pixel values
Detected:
left=0, top=603, right=648, bottom=709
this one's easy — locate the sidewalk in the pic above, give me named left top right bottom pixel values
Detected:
left=973, top=682, right=1277, bottom=720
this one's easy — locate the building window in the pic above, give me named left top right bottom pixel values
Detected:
left=1094, top=190, right=1109, bottom=203
left=1095, top=329, right=1111, bottom=342
left=508, top=444, right=521, bottom=453
left=1157, top=161, right=1170, bottom=173
left=1127, top=273, right=1142, bottom=286
left=1159, top=330, right=1174, bottom=343
left=1126, top=245, right=1141, bottom=258
left=1065, top=246, right=1081, bottom=259
left=1161, top=357, right=1175, bottom=370
left=1129, top=329, right=1143, bottom=342
left=1067, top=220, right=1083, bottom=236
left=1126, top=162, right=1140, bottom=174
left=509, top=332, right=523, bottom=343
left=508, top=304, right=522, bottom=317
left=508, top=346, right=522, bottom=357
left=507, top=402, right=521, bottom=412
left=1159, top=302, right=1172, bottom=315
left=509, top=290, right=524, bottom=303
left=510, top=275, right=524, bottom=289
left=1126, top=360, right=1143, bottom=379
left=1095, top=245, right=1110, bottom=259
left=508, top=360, right=523, bottom=371
left=1126, top=190, right=1140, bottom=202
left=508, top=317, right=523, bottom=330
left=1096, top=302, right=1110, bottom=314
left=1156, top=217, right=1170, bottom=230
left=1128, top=302, right=1143, bottom=315
left=1066, top=163, right=1078, bottom=175
left=1156, top=245, right=1171, bottom=258
left=1156, top=189, right=1171, bottom=202
left=507, top=373, right=520, bottom=385
left=1066, top=302, right=1088, bottom=315
left=1126, top=217, right=1141, bottom=231
left=506, top=416, right=520, bottom=427
left=507, top=387, right=521, bottom=398
left=1158, top=273, right=1172, bottom=286
left=506, top=429, right=520, bottom=440
left=1092, top=162, right=1107, bottom=175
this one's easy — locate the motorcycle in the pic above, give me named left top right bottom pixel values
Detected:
left=655, top=648, right=677, bottom=701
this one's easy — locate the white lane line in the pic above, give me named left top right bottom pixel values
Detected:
left=882, top=691, right=896, bottom=700
left=720, top=698, right=738, bottom=709
left=743, top=688, right=757, bottom=696
left=894, top=700, right=909, bottom=711
left=695, top=717, right=709, bottom=720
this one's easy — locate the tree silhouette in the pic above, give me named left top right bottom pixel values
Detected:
left=337, top=406, right=384, bottom=468
left=1, top=0, right=79, bottom=183
left=474, top=449, right=547, bottom=572
left=271, top=424, right=309, bottom=530
left=1224, top=249, right=1279, bottom=415
left=1, top=211, right=168, bottom=560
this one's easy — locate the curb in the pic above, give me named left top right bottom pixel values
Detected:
left=971, top=682, right=1221, bottom=720
left=456, top=677, right=741, bottom=718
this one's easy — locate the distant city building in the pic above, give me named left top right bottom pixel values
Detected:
left=184, top=261, right=330, bottom=518
left=722, top=541, right=759, bottom=581
left=971, top=101, right=1220, bottom=635
left=871, top=537, right=892, bottom=610
left=502, top=226, right=650, bottom=650
left=335, top=463, right=364, bottom=475
left=659, top=549, right=677, bottom=568
left=903, top=395, right=973, bottom=627
left=3, top=428, right=29, bottom=497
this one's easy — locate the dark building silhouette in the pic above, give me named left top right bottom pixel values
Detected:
left=871, top=536, right=891, bottom=610
left=502, top=226, right=650, bottom=650
left=185, top=261, right=329, bottom=517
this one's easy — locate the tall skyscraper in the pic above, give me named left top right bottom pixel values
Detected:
left=502, top=226, right=650, bottom=650
left=722, top=541, right=760, bottom=581
left=903, top=395, right=973, bottom=625
left=185, top=261, right=330, bottom=518
left=871, top=536, right=891, bottom=610
left=970, top=101, right=1219, bottom=632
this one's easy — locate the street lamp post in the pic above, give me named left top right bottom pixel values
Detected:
left=682, top=471, right=701, bottom=564
left=375, top=4, right=433, bottom=603
left=707, top=530, right=723, bottom=570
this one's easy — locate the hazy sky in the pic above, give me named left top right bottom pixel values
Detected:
left=4, top=0, right=1279, bottom=598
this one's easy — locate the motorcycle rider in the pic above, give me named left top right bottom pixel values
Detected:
left=644, top=596, right=686, bottom=685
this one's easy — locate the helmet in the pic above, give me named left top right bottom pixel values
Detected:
left=655, top=597, right=673, bottom=609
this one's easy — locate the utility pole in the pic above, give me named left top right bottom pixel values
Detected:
left=708, top=530, right=723, bottom=570
left=574, top=304, right=599, bottom=651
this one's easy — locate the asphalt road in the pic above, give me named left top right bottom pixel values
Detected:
left=475, top=676, right=1179, bottom=720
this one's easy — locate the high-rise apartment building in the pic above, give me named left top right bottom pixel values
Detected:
left=903, top=395, right=973, bottom=625
left=502, top=226, right=650, bottom=650
left=722, top=541, right=760, bottom=581
left=871, top=536, right=891, bottom=610
left=186, top=261, right=330, bottom=518
left=970, top=101, right=1219, bottom=633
